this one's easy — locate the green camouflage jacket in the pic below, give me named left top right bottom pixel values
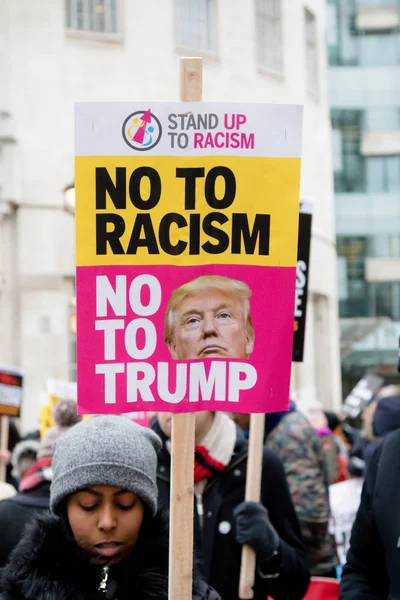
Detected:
left=267, top=410, right=339, bottom=576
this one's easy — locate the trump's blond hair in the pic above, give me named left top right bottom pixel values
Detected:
left=164, top=275, right=254, bottom=344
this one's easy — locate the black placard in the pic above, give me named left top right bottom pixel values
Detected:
left=342, top=374, right=384, bottom=419
left=292, top=199, right=313, bottom=362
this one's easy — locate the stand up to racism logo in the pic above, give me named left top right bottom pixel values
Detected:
left=122, top=109, right=162, bottom=151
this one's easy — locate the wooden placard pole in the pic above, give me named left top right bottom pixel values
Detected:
left=239, top=413, right=265, bottom=599
left=0, top=415, right=10, bottom=482
left=168, top=57, right=203, bottom=600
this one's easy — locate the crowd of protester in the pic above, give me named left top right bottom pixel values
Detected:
left=0, top=382, right=399, bottom=598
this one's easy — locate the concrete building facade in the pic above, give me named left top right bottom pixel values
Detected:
left=0, top=0, right=341, bottom=430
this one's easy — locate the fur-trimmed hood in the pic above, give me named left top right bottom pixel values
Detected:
left=0, top=512, right=219, bottom=600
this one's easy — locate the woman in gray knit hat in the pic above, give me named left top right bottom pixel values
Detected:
left=0, top=415, right=220, bottom=600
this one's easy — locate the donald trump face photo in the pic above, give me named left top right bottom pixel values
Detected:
left=164, top=275, right=255, bottom=360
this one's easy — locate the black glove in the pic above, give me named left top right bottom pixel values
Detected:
left=233, top=501, right=280, bottom=562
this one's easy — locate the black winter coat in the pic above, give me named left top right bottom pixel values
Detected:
left=0, top=511, right=220, bottom=600
left=0, top=481, right=50, bottom=568
left=153, top=422, right=310, bottom=600
left=340, top=429, right=400, bottom=600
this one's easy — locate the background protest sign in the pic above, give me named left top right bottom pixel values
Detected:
left=40, top=379, right=77, bottom=438
left=0, top=365, right=23, bottom=482
left=293, top=197, right=313, bottom=362
left=75, top=102, right=303, bottom=415
left=341, top=373, right=383, bottom=419
left=0, top=365, right=23, bottom=418
left=39, top=380, right=149, bottom=437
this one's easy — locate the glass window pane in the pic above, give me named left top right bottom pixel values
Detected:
left=358, top=33, right=400, bottom=67
left=256, top=0, right=282, bottom=72
left=358, top=0, right=398, bottom=6
left=66, top=0, right=118, bottom=32
left=175, top=0, right=216, bottom=51
left=109, top=0, right=117, bottom=33
left=364, top=107, right=400, bottom=131
left=337, top=236, right=368, bottom=317
left=366, top=157, right=385, bottom=193
left=328, top=0, right=358, bottom=66
left=76, top=0, right=84, bottom=29
left=387, top=157, right=400, bottom=193
left=66, top=0, right=72, bottom=27
left=332, top=129, right=343, bottom=172
left=94, top=0, right=106, bottom=32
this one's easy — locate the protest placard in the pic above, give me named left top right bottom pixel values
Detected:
left=75, top=101, right=303, bottom=416
left=293, top=198, right=313, bottom=362
left=0, top=365, right=23, bottom=482
left=0, top=365, right=23, bottom=418
left=342, top=373, right=383, bottom=419
left=39, top=379, right=77, bottom=438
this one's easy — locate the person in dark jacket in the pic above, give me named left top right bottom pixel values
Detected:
left=363, top=387, right=400, bottom=471
left=10, top=439, right=39, bottom=483
left=340, top=427, right=400, bottom=599
left=0, top=398, right=81, bottom=568
left=153, top=411, right=310, bottom=600
left=0, top=416, right=219, bottom=600
left=0, top=419, right=21, bottom=488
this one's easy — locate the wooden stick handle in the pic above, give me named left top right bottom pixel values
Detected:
left=239, top=413, right=265, bottom=599
left=239, top=545, right=257, bottom=599
left=168, top=56, right=203, bottom=600
left=180, top=57, right=203, bottom=101
left=169, top=412, right=196, bottom=599
left=0, top=415, right=10, bottom=482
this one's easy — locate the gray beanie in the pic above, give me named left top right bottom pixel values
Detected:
left=50, top=415, right=161, bottom=516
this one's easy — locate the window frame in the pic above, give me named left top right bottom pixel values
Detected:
left=305, top=8, right=319, bottom=98
left=65, top=0, right=123, bottom=42
left=255, top=0, right=284, bottom=78
left=174, top=0, right=219, bottom=58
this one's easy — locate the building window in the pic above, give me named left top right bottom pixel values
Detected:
left=358, top=32, right=400, bottom=67
left=255, top=0, right=283, bottom=74
left=175, top=0, right=217, bottom=53
left=366, top=157, right=400, bottom=193
left=364, top=107, right=400, bottom=132
left=332, top=109, right=365, bottom=193
left=327, top=0, right=358, bottom=67
left=337, top=237, right=369, bottom=318
left=305, top=9, right=318, bottom=95
left=66, top=0, right=118, bottom=34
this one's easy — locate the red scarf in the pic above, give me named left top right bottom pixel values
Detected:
left=20, top=457, right=52, bottom=492
left=193, top=413, right=236, bottom=484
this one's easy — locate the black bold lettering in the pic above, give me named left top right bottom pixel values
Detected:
left=126, top=214, right=159, bottom=254
left=176, top=168, right=205, bottom=210
left=189, top=213, right=201, bottom=254
left=129, top=167, right=161, bottom=210
left=96, top=167, right=126, bottom=209
left=231, top=214, right=270, bottom=255
left=159, top=213, right=187, bottom=256
left=202, top=213, right=230, bottom=254
left=96, top=214, right=125, bottom=254
left=205, top=167, right=236, bottom=209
